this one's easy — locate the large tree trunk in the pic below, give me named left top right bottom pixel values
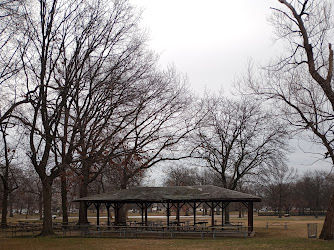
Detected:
left=78, top=181, right=89, bottom=225
left=224, top=204, right=230, bottom=224
left=61, top=172, right=68, bottom=224
left=319, top=190, right=334, bottom=240
left=116, top=205, right=128, bottom=225
left=115, top=180, right=128, bottom=225
left=1, top=127, right=10, bottom=228
left=9, top=192, right=13, bottom=217
left=39, top=192, right=43, bottom=220
left=40, top=179, right=54, bottom=236
left=1, top=185, right=9, bottom=228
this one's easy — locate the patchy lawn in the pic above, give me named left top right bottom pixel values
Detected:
left=1, top=215, right=334, bottom=250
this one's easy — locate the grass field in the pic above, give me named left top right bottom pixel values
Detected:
left=1, top=214, right=334, bottom=250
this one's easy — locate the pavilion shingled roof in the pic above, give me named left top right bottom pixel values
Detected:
left=73, top=185, right=261, bottom=203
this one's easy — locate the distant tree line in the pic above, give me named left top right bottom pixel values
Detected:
left=255, top=169, right=334, bottom=218
left=163, top=166, right=334, bottom=218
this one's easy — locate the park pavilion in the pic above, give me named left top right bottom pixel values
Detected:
left=74, top=185, right=261, bottom=238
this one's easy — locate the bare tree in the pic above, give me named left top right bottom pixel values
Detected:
left=43, top=0, right=150, bottom=225
left=16, top=170, right=42, bottom=219
left=258, top=164, right=297, bottom=218
left=245, top=0, right=334, bottom=239
left=189, top=94, right=288, bottom=223
left=0, top=0, right=29, bottom=125
left=0, top=118, right=24, bottom=227
left=16, top=0, right=145, bottom=235
left=25, top=0, right=196, bottom=226
left=191, top=94, right=288, bottom=190
left=71, top=65, right=194, bottom=224
left=0, top=1, right=31, bottom=227
left=163, top=165, right=201, bottom=186
left=163, top=165, right=221, bottom=187
left=105, top=68, right=195, bottom=189
left=0, top=0, right=196, bottom=233
left=293, top=170, right=333, bottom=217
left=10, top=0, right=160, bottom=233
left=18, top=0, right=88, bottom=235
left=62, top=16, right=156, bottom=225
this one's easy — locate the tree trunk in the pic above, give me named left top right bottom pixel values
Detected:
left=116, top=205, right=128, bottom=225
left=1, top=129, right=10, bottom=228
left=61, top=172, right=68, bottom=224
left=78, top=182, right=89, bottom=225
left=278, top=193, right=282, bottom=218
left=40, top=179, right=54, bottom=236
left=9, top=192, right=13, bottom=217
left=1, top=185, right=9, bottom=228
left=225, top=204, right=230, bottom=224
left=315, top=193, right=319, bottom=218
left=19, top=204, right=23, bottom=215
left=319, top=190, right=334, bottom=240
left=239, top=203, right=243, bottom=218
left=115, top=179, right=129, bottom=225
left=39, top=193, right=43, bottom=220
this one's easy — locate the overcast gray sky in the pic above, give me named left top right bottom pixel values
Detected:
left=131, top=0, right=279, bottom=93
left=130, top=0, right=333, bottom=174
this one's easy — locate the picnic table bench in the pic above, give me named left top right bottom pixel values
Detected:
left=266, top=221, right=288, bottom=230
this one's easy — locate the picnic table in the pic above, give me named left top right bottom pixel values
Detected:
left=193, top=221, right=208, bottom=231
left=266, top=221, right=288, bottom=230
left=209, top=225, right=248, bottom=232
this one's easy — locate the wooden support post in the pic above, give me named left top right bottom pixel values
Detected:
left=167, top=202, right=170, bottom=226
left=141, top=203, right=144, bottom=223
left=144, top=203, right=148, bottom=226
left=221, top=202, right=224, bottom=225
left=193, top=202, right=196, bottom=225
left=211, top=202, right=215, bottom=227
left=114, top=203, right=119, bottom=226
left=176, top=202, right=180, bottom=226
left=114, top=204, right=117, bottom=225
left=106, top=203, right=111, bottom=227
left=94, top=203, right=100, bottom=227
left=248, top=201, right=254, bottom=234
